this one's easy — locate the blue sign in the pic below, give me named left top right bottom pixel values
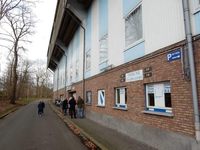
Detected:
left=167, top=49, right=181, bottom=62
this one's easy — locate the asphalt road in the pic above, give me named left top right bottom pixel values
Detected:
left=0, top=100, right=87, bottom=150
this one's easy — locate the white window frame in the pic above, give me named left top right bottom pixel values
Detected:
left=145, top=82, right=172, bottom=113
left=125, top=3, right=143, bottom=50
left=86, top=91, right=92, bottom=105
left=75, top=60, right=79, bottom=80
left=197, top=0, right=200, bottom=7
left=99, top=35, right=108, bottom=64
left=115, top=87, right=127, bottom=109
left=70, top=65, right=73, bottom=82
left=194, top=0, right=200, bottom=12
left=86, top=50, right=91, bottom=72
left=97, top=90, right=105, bottom=107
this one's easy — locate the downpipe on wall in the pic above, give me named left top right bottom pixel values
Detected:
left=182, top=0, right=200, bottom=142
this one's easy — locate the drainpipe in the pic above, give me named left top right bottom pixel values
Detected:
left=182, top=0, right=200, bottom=142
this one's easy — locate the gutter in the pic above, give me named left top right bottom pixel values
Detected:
left=47, top=0, right=68, bottom=70
left=182, top=0, right=200, bottom=142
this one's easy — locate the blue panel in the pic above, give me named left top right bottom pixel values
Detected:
left=86, top=8, right=92, bottom=51
left=99, top=61, right=108, bottom=71
left=99, top=0, right=108, bottom=38
left=153, top=108, right=166, bottom=113
left=124, top=41, right=145, bottom=63
left=119, top=105, right=126, bottom=108
left=123, top=0, right=141, bottom=16
left=85, top=71, right=91, bottom=79
left=195, top=11, right=200, bottom=34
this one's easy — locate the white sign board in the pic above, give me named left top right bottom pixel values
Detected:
left=154, top=84, right=165, bottom=107
left=125, top=70, right=143, bottom=82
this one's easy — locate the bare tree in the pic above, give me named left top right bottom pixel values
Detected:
left=1, top=2, right=35, bottom=104
left=33, top=59, right=53, bottom=98
left=17, top=59, right=32, bottom=99
left=0, top=0, right=22, bottom=21
left=1, top=58, right=14, bottom=100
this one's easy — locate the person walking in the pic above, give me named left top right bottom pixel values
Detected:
left=69, top=96, right=76, bottom=119
left=62, top=98, right=68, bottom=115
left=38, top=101, right=45, bottom=116
left=77, top=96, right=84, bottom=118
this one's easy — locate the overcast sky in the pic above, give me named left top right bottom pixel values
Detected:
left=26, top=0, right=57, bottom=60
left=0, top=0, right=57, bottom=73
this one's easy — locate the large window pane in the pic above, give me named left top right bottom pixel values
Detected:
left=115, top=87, right=127, bottom=108
left=99, top=36, right=108, bottom=63
left=125, top=5, right=142, bottom=47
left=86, top=91, right=92, bottom=104
left=98, top=90, right=105, bottom=106
left=86, top=50, right=91, bottom=71
left=146, top=82, right=172, bottom=113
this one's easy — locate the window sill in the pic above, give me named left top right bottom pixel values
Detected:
left=193, top=7, right=200, bottom=14
left=112, top=107, right=128, bottom=111
left=96, top=105, right=105, bottom=108
left=124, top=39, right=144, bottom=52
left=142, top=110, right=174, bottom=117
left=99, top=59, right=108, bottom=65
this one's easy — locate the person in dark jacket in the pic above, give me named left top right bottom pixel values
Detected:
left=77, top=96, right=84, bottom=118
left=69, top=96, right=76, bottom=118
left=38, top=101, right=45, bottom=116
left=62, top=98, right=68, bottom=115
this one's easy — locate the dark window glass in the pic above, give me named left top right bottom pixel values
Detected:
left=116, top=89, right=120, bottom=103
left=148, top=93, right=155, bottom=106
left=125, top=88, right=127, bottom=104
left=165, top=93, right=172, bottom=107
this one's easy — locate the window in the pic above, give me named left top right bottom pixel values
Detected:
left=115, top=87, right=127, bottom=109
left=99, top=35, right=108, bottom=63
left=76, top=60, right=79, bottom=80
left=86, top=91, right=92, bottom=105
left=125, top=5, right=143, bottom=48
left=70, top=65, right=73, bottom=82
left=194, top=0, right=200, bottom=10
left=145, top=82, right=172, bottom=113
left=86, top=50, right=91, bottom=71
left=97, top=90, right=105, bottom=106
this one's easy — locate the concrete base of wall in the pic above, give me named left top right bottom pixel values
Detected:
left=85, top=110, right=200, bottom=150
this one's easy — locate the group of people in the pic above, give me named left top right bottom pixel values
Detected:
left=37, top=95, right=85, bottom=119
left=61, top=96, right=85, bottom=119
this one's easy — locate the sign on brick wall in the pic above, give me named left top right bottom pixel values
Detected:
left=167, top=48, right=181, bottom=62
left=125, top=70, right=143, bottom=82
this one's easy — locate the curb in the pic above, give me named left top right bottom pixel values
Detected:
left=0, top=107, right=19, bottom=119
left=49, top=101, right=108, bottom=150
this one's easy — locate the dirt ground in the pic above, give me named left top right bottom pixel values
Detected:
left=0, top=100, right=14, bottom=113
left=0, top=100, right=15, bottom=113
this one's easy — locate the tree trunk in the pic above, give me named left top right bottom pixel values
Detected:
left=10, top=43, right=18, bottom=104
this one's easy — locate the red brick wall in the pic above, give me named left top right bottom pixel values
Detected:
left=194, top=36, right=200, bottom=118
left=83, top=40, right=196, bottom=137
left=53, top=38, right=200, bottom=137
left=53, top=82, right=84, bottom=100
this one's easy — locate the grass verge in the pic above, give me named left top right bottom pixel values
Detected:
left=0, top=98, right=37, bottom=119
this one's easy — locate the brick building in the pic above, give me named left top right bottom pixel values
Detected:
left=47, top=0, right=200, bottom=149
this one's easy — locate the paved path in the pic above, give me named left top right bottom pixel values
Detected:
left=0, top=100, right=87, bottom=150
left=51, top=103, right=156, bottom=150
